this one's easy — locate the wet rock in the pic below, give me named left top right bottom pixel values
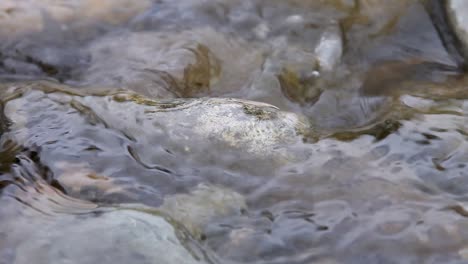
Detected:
left=4, top=83, right=310, bottom=157
left=277, top=67, right=322, bottom=106
left=0, top=43, right=88, bottom=81
left=2, top=1, right=468, bottom=264
left=160, top=184, right=247, bottom=238
left=0, top=0, right=152, bottom=39
left=248, top=28, right=343, bottom=109
left=131, top=0, right=348, bottom=41
left=0, top=4, right=347, bottom=101
left=14, top=209, right=209, bottom=264
left=343, top=0, right=455, bottom=68
left=251, top=43, right=321, bottom=109
left=120, top=1, right=347, bottom=105
left=0, top=82, right=310, bottom=203
left=0, top=0, right=153, bottom=81
left=306, top=89, right=391, bottom=132
left=1, top=157, right=231, bottom=264
left=447, top=0, right=468, bottom=58
left=51, top=161, right=136, bottom=202
left=342, top=0, right=411, bottom=38
left=81, top=28, right=263, bottom=98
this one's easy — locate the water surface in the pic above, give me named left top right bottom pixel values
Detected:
left=2, top=1, right=468, bottom=263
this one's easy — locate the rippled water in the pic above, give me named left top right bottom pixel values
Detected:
left=2, top=1, right=468, bottom=263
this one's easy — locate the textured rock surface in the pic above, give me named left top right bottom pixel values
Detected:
left=0, top=82, right=310, bottom=205
left=4, top=83, right=310, bottom=159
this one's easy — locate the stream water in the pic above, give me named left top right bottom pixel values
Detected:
left=2, top=1, right=468, bottom=263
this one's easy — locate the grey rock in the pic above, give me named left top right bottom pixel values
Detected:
left=0, top=82, right=311, bottom=204
left=160, top=184, right=247, bottom=238
left=81, top=28, right=263, bottom=98
left=0, top=0, right=151, bottom=38
left=4, top=83, right=310, bottom=160
left=14, top=209, right=208, bottom=264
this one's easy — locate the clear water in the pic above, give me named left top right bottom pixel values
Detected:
left=2, top=1, right=468, bottom=263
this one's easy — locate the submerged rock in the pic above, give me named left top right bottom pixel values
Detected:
left=3, top=1, right=468, bottom=264
left=160, top=184, right=247, bottom=238
left=4, top=82, right=310, bottom=157
left=0, top=82, right=310, bottom=204
left=0, top=0, right=152, bottom=38
left=81, top=19, right=343, bottom=106
left=81, top=28, right=263, bottom=98
left=1, top=157, right=239, bottom=264
left=14, top=209, right=209, bottom=264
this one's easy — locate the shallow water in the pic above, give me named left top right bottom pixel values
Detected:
left=2, top=1, right=468, bottom=263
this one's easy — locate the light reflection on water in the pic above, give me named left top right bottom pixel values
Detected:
left=1, top=1, right=468, bottom=263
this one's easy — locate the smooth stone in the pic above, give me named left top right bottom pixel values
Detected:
left=14, top=209, right=209, bottom=264
left=160, top=184, right=247, bottom=238
left=0, top=0, right=152, bottom=38
left=3, top=83, right=310, bottom=159
left=81, top=28, right=264, bottom=98
left=0, top=82, right=311, bottom=203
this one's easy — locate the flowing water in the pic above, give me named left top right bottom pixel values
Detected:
left=2, top=1, right=468, bottom=263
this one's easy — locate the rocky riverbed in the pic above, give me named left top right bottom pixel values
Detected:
left=2, top=1, right=468, bottom=263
